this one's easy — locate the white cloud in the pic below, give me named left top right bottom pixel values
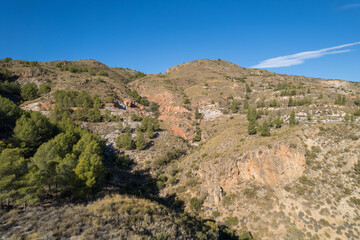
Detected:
left=251, top=41, right=360, bottom=68
left=339, top=3, right=360, bottom=9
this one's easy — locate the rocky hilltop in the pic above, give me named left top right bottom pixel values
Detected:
left=1, top=58, right=359, bottom=239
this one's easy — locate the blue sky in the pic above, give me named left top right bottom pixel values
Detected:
left=1, top=0, right=359, bottom=81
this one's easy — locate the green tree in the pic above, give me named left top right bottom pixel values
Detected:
left=231, top=100, right=240, bottom=113
left=193, top=129, right=202, bottom=142
left=260, top=121, right=270, bottom=136
left=0, top=68, right=14, bottom=80
left=116, top=131, right=135, bottom=150
left=0, top=148, right=27, bottom=202
left=146, top=125, right=155, bottom=139
left=55, top=153, right=78, bottom=192
left=274, top=116, right=283, bottom=128
left=184, top=97, right=190, bottom=104
left=74, top=140, right=105, bottom=196
left=140, top=117, right=160, bottom=132
left=38, top=83, right=51, bottom=95
left=243, top=100, right=249, bottom=109
left=31, top=132, right=79, bottom=189
left=0, top=96, right=22, bottom=132
left=136, top=127, right=147, bottom=150
left=190, top=197, right=204, bottom=211
left=195, top=107, right=202, bottom=119
left=246, top=84, right=252, bottom=93
left=21, top=82, right=38, bottom=101
left=0, top=80, right=21, bottom=95
left=289, top=110, right=296, bottom=127
left=247, top=107, right=257, bottom=121
left=288, top=97, right=294, bottom=107
left=87, top=109, right=102, bottom=122
left=13, top=111, right=55, bottom=149
left=1, top=57, right=12, bottom=63
left=247, top=119, right=257, bottom=135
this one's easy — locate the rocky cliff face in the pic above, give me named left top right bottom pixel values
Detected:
left=220, top=141, right=306, bottom=191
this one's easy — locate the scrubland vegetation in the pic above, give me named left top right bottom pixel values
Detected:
left=1, top=58, right=360, bottom=239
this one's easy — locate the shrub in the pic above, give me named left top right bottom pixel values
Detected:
left=353, top=108, right=360, bottom=116
left=274, top=116, right=283, bottom=128
left=260, top=120, right=270, bottom=136
left=190, top=197, right=203, bottom=211
left=22, top=61, right=39, bottom=67
left=153, top=149, right=186, bottom=166
left=0, top=96, right=22, bottom=131
left=195, top=107, right=202, bottom=119
left=129, top=89, right=149, bottom=106
left=113, top=153, right=131, bottom=167
left=1, top=57, right=12, bottom=63
left=231, top=100, right=241, bottom=113
left=246, top=84, right=252, bottom=93
left=269, top=99, right=278, bottom=107
left=131, top=113, right=142, bottom=121
left=38, top=83, right=51, bottom=95
left=0, top=68, right=14, bottom=80
left=168, top=177, right=177, bottom=185
left=247, top=119, right=257, bottom=135
left=225, top=216, right=238, bottom=226
left=0, top=80, right=21, bottom=95
left=134, top=71, right=146, bottom=79
left=98, top=70, right=108, bottom=76
left=116, top=131, right=135, bottom=150
left=21, top=82, right=38, bottom=100
left=184, top=97, right=190, bottom=104
left=289, top=110, right=296, bottom=127
left=334, top=94, right=346, bottom=105
left=135, top=129, right=147, bottom=150
left=150, top=102, right=160, bottom=116
left=193, top=129, right=202, bottom=142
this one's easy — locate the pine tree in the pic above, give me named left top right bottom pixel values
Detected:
left=289, top=110, right=296, bottom=127
left=288, top=97, right=294, bottom=107
left=74, top=140, right=105, bottom=196
left=246, top=84, right=252, bottom=93
left=56, top=153, right=77, bottom=191
left=243, top=100, right=249, bottom=109
left=231, top=101, right=240, bottom=113
left=0, top=148, right=27, bottom=202
left=260, top=121, right=270, bottom=136
left=146, top=125, right=155, bottom=139
left=21, top=82, right=38, bottom=101
left=247, top=119, right=257, bottom=135
left=116, top=131, right=135, bottom=150
left=0, top=96, right=22, bottom=132
left=247, top=107, right=257, bottom=121
left=274, top=116, right=283, bottom=128
left=32, top=132, right=78, bottom=189
left=136, top=127, right=147, bottom=150
left=193, top=129, right=202, bottom=142
left=13, top=111, right=55, bottom=149
left=195, top=107, right=202, bottom=120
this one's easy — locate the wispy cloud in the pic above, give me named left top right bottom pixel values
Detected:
left=251, top=41, right=360, bottom=68
left=339, top=3, right=360, bottom=10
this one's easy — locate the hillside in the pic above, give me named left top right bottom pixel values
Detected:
left=1, top=58, right=360, bottom=239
